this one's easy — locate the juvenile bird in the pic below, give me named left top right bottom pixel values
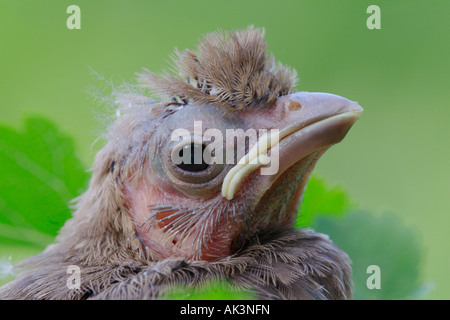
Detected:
left=0, top=27, right=362, bottom=300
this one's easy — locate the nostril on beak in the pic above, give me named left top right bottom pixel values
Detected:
left=288, top=100, right=302, bottom=111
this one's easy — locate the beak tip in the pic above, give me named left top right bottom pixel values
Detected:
left=348, top=100, right=364, bottom=113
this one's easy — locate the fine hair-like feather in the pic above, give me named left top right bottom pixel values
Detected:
left=139, top=26, right=298, bottom=112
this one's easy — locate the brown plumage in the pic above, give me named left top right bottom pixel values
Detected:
left=0, top=26, right=362, bottom=300
left=140, top=26, right=297, bottom=112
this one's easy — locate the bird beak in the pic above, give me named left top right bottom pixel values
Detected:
left=222, top=92, right=363, bottom=200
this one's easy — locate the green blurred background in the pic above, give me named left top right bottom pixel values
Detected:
left=0, top=0, right=448, bottom=299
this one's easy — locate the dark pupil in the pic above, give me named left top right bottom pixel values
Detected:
left=177, top=144, right=210, bottom=172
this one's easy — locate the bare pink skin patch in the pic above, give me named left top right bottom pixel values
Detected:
left=124, top=176, right=235, bottom=262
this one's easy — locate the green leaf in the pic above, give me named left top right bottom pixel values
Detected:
left=0, top=117, right=89, bottom=247
left=163, top=279, right=255, bottom=300
left=314, top=211, right=428, bottom=299
left=296, top=175, right=352, bottom=228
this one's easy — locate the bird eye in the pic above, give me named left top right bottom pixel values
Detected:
left=176, top=144, right=210, bottom=172
left=164, top=139, right=226, bottom=192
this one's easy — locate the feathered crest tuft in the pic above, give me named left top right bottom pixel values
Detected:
left=138, top=26, right=298, bottom=112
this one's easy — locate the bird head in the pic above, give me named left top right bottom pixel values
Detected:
left=77, top=27, right=362, bottom=263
